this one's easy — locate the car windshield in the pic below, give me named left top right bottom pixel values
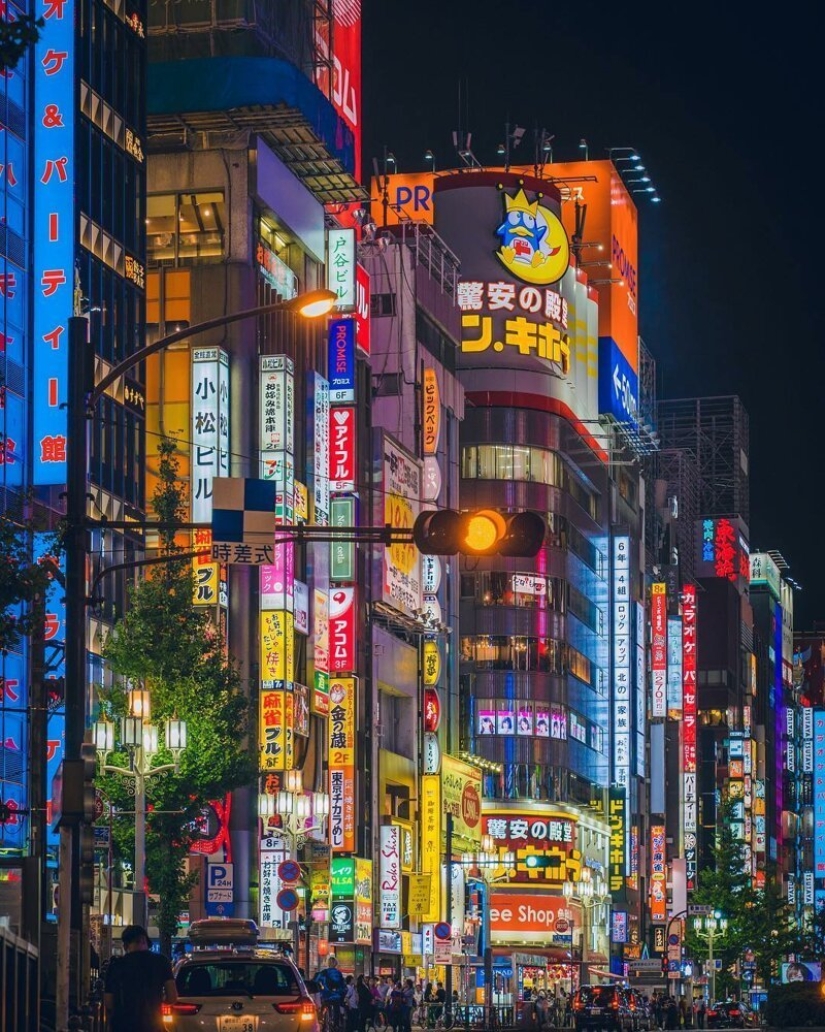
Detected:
left=178, top=961, right=301, bottom=997
left=578, top=987, right=617, bottom=1005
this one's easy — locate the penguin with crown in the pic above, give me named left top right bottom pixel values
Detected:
left=494, top=183, right=569, bottom=286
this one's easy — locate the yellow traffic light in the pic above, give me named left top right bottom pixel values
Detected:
left=463, top=510, right=506, bottom=554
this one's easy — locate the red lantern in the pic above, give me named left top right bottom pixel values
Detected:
left=424, top=688, right=441, bottom=732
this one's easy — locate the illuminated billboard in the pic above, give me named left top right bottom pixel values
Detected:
left=696, top=517, right=750, bottom=586
left=379, top=436, right=422, bottom=619
left=433, top=171, right=601, bottom=438
left=32, top=1, right=76, bottom=484
left=328, top=676, right=357, bottom=853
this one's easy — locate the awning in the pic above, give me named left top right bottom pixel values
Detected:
left=586, top=953, right=610, bottom=965
left=493, top=947, right=577, bottom=965
left=148, top=57, right=367, bottom=205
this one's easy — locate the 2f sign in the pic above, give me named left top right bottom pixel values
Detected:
left=207, top=863, right=234, bottom=890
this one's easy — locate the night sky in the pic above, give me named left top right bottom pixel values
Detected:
left=362, top=2, right=824, bottom=630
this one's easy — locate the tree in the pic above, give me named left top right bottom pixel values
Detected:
left=0, top=13, right=44, bottom=71
left=684, top=797, right=794, bottom=996
left=99, top=436, right=254, bottom=954
left=0, top=500, right=60, bottom=655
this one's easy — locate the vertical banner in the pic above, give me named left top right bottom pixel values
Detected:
left=329, top=587, right=357, bottom=673
left=327, top=228, right=357, bottom=309
left=260, top=689, right=289, bottom=771
left=192, top=349, right=230, bottom=611
left=422, top=369, right=441, bottom=455
left=329, top=405, right=356, bottom=492
left=608, top=786, right=627, bottom=895
left=330, top=496, right=356, bottom=582
left=355, top=858, right=373, bottom=944
left=328, top=677, right=357, bottom=853
left=355, top=264, right=371, bottom=356
left=380, top=824, right=402, bottom=928
left=612, top=535, right=631, bottom=801
left=667, top=616, right=683, bottom=717
left=327, top=319, right=356, bottom=404
left=33, top=0, right=76, bottom=485
left=650, top=583, right=667, bottom=718
left=420, top=774, right=441, bottom=921
left=682, top=584, right=698, bottom=889
left=309, top=373, right=330, bottom=525
left=650, top=824, right=667, bottom=923
left=382, top=437, right=422, bottom=619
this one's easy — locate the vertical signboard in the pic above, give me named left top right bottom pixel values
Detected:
left=328, top=587, right=357, bottom=673
left=326, top=228, right=357, bottom=309
left=328, top=676, right=356, bottom=853
left=608, top=786, right=627, bottom=895
left=420, top=774, right=441, bottom=921
left=192, top=348, right=230, bottom=521
left=422, top=369, right=441, bottom=456
left=33, top=0, right=76, bottom=484
left=192, top=349, right=230, bottom=611
left=330, top=496, right=356, bottom=582
left=612, top=535, right=631, bottom=800
left=355, top=264, right=370, bottom=356
left=329, top=406, right=356, bottom=493
left=327, top=319, right=356, bottom=403
left=650, top=584, right=667, bottom=718
left=382, top=437, right=422, bottom=619
left=355, top=858, right=373, bottom=944
left=667, top=616, right=683, bottom=717
left=309, top=372, right=331, bottom=525
left=650, top=824, right=667, bottom=923
left=682, top=584, right=698, bottom=890
left=380, top=824, right=402, bottom=928
left=815, top=711, right=825, bottom=878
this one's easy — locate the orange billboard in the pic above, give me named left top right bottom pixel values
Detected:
left=369, top=164, right=638, bottom=376
left=539, top=160, right=639, bottom=375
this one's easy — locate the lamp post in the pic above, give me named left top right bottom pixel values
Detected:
left=459, top=838, right=515, bottom=1019
left=258, top=776, right=329, bottom=957
left=693, top=911, right=728, bottom=1004
left=92, top=685, right=187, bottom=929
left=56, top=287, right=336, bottom=1029
left=563, top=871, right=611, bottom=979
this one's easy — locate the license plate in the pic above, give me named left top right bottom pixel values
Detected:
left=219, top=1018, right=258, bottom=1032
left=590, top=1008, right=602, bottom=1015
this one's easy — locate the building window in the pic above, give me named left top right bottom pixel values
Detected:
left=460, top=635, right=566, bottom=674
left=147, top=191, right=226, bottom=266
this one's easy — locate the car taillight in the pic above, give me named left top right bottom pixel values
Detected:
left=275, top=998, right=317, bottom=1021
left=162, top=1002, right=202, bottom=1019
left=730, top=1010, right=741, bottom=1017
left=610, top=999, right=619, bottom=1010
left=573, top=1000, right=583, bottom=1011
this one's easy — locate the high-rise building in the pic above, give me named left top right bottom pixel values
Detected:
left=1, top=1, right=148, bottom=1012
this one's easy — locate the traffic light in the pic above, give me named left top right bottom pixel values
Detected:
left=413, top=509, right=546, bottom=557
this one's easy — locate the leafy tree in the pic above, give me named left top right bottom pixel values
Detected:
left=0, top=13, right=44, bottom=71
left=99, top=437, right=254, bottom=954
left=684, top=797, right=794, bottom=995
left=0, top=501, right=60, bottom=654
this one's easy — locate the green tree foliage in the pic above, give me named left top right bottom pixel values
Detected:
left=0, top=14, right=44, bottom=71
left=99, top=437, right=254, bottom=953
left=0, top=502, right=60, bottom=655
left=685, top=796, right=796, bottom=995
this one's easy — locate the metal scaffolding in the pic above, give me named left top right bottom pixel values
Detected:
left=656, top=395, right=750, bottom=531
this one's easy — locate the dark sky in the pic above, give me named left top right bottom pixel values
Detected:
left=362, top=2, right=823, bottom=629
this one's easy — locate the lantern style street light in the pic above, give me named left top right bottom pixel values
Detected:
left=92, top=684, right=188, bottom=929
left=693, top=910, right=728, bottom=1004
left=563, top=869, right=611, bottom=972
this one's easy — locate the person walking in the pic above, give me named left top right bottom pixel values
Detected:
left=357, top=974, right=374, bottom=1032
left=103, top=924, right=178, bottom=1032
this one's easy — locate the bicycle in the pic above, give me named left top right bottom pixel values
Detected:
left=320, top=997, right=347, bottom=1032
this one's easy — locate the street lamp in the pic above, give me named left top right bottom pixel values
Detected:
left=693, top=910, right=728, bottom=1004
left=563, top=870, right=611, bottom=975
left=258, top=781, right=330, bottom=853
left=92, top=685, right=187, bottom=929
left=457, top=840, right=516, bottom=1017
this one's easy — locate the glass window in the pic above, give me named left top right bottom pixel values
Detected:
left=176, top=961, right=300, bottom=996
left=512, top=445, right=530, bottom=481
left=147, top=191, right=226, bottom=266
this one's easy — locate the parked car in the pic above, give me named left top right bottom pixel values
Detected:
left=572, top=985, right=634, bottom=1032
left=706, top=1001, right=754, bottom=1029
left=163, top=918, right=319, bottom=1032
left=626, top=989, right=653, bottom=1031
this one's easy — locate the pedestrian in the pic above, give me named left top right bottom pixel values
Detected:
left=697, top=1001, right=706, bottom=1030
left=103, top=924, right=178, bottom=1032
left=667, top=998, right=679, bottom=1030
left=357, top=975, right=374, bottom=1032
left=345, top=975, right=360, bottom=1032
left=402, top=978, right=416, bottom=1032
left=434, top=981, right=446, bottom=1027
left=388, top=981, right=406, bottom=1032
